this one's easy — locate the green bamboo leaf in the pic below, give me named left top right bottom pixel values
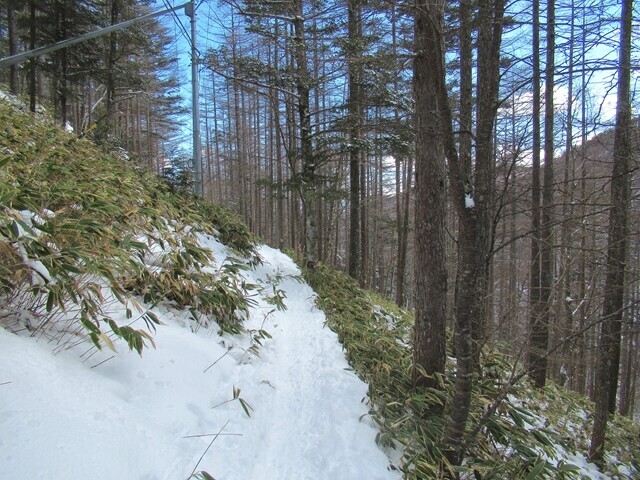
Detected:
left=0, top=187, right=16, bottom=205
left=111, top=287, right=125, bottom=304
left=108, top=319, right=120, bottom=335
left=525, top=460, right=547, bottom=480
left=80, top=316, right=100, bottom=335
left=46, top=290, right=55, bottom=312
left=239, top=397, right=253, bottom=418
left=144, top=310, right=161, bottom=325
left=139, top=330, right=156, bottom=349
left=89, top=332, right=101, bottom=349
left=532, top=429, right=554, bottom=448
left=61, top=263, right=83, bottom=274
left=10, top=219, right=20, bottom=238
left=99, top=332, right=116, bottom=352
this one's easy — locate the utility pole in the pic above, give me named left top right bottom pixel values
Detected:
left=185, top=1, right=202, bottom=196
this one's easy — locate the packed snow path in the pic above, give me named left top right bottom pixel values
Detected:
left=0, top=240, right=400, bottom=480
left=227, top=246, right=397, bottom=479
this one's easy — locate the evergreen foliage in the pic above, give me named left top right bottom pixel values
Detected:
left=1, top=0, right=183, bottom=159
left=0, top=96, right=258, bottom=351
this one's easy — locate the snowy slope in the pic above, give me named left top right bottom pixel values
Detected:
left=0, top=236, right=400, bottom=480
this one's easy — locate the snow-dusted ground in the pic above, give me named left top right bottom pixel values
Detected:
left=0, top=236, right=400, bottom=480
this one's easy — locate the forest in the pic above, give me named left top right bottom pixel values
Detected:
left=0, top=0, right=639, bottom=473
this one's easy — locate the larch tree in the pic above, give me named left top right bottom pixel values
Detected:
left=210, top=0, right=330, bottom=269
left=291, top=0, right=318, bottom=269
left=347, top=0, right=363, bottom=281
left=538, top=0, right=555, bottom=388
left=413, top=0, right=506, bottom=466
left=6, top=0, right=20, bottom=94
left=1, top=0, right=181, bottom=165
left=589, top=0, right=633, bottom=464
left=527, top=0, right=545, bottom=387
left=445, top=0, right=505, bottom=464
left=412, top=0, right=447, bottom=390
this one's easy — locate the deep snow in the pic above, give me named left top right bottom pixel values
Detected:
left=0, top=235, right=400, bottom=480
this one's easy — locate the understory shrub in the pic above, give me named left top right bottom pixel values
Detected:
left=0, top=97, right=258, bottom=351
left=306, top=262, right=639, bottom=479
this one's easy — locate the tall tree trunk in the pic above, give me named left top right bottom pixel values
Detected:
left=292, top=0, right=317, bottom=269
left=29, top=0, right=37, bottom=113
left=347, top=0, right=363, bottom=280
left=537, top=0, right=556, bottom=387
left=204, top=101, right=213, bottom=200
left=575, top=18, right=589, bottom=394
left=444, top=0, right=505, bottom=464
left=211, top=74, right=223, bottom=202
left=106, top=0, right=119, bottom=127
left=269, top=78, right=286, bottom=249
left=396, top=156, right=413, bottom=306
left=560, top=0, right=576, bottom=386
left=55, top=1, right=67, bottom=127
left=7, top=0, right=19, bottom=95
left=589, top=0, right=633, bottom=463
left=459, top=0, right=473, bottom=183
left=412, top=0, right=447, bottom=389
left=389, top=4, right=412, bottom=306
left=286, top=32, right=298, bottom=253
left=359, top=154, right=368, bottom=286
left=527, top=0, right=544, bottom=386
left=469, top=0, right=502, bottom=359
left=618, top=284, right=635, bottom=416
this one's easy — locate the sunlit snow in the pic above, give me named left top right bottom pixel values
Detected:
left=0, top=229, right=630, bottom=479
left=0, top=235, right=400, bottom=480
left=465, top=193, right=475, bottom=208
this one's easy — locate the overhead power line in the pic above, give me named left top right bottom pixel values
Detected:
left=163, top=0, right=195, bottom=51
left=0, top=1, right=203, bottom=197
left=0, top=2, right=192, bottom=69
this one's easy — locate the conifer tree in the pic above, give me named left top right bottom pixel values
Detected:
left=590, top=0, right=634, bottom=463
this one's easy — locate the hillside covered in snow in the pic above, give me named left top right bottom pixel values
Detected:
left=1, top=238, right=400, bottom=479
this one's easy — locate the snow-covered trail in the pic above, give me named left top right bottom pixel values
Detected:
left=208, top=244, right=400, bottom=479
left=233, top=247, right=397, bottom=479
left=0, top=240, right=400, bottom=480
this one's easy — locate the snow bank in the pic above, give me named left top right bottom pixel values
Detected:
left=0, top=238, right=399, bottom=480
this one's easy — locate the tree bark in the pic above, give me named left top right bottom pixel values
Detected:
left=537, top=0, right=556, bottom=388
left=106, top=0, right=119, bottom=127
left=527, top=0, right=545, bottom=387
left=469, top=0, right=503, bottom=359
left=396, top=156, right=413, bottom=307
left=589, top=0, right=633, bottom=463
left=292, top=0, right=317, bottom=269
left=412, top=0, right=447, bottom=389
left=444, top=0, right=505, bottom=464
left=7, top=0, right=19, bottom=94
left=559, top=0, right=576, bottom=386
left=575, top=16, right=589, bottom=394
left=347, top=0, right=363, bottom=280
left=29, top=0, right=37, bottom=113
